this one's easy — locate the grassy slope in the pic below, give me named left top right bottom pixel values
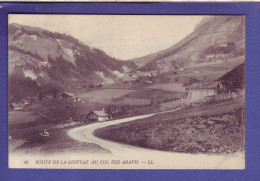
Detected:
left=13, top=126, right=110, bottom=155
left=77, top=88, right=135, bottom=104
left=8, top=99, right=104, bottom=138
left=152, top=57, right=244, bottom=84
left=94, top=98, right=245, bottom=154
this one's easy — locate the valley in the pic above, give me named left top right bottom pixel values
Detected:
left=8, top=15, right=245, bottom=157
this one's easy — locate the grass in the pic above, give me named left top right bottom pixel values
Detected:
left=123, top=98, right=151, bottom=105
left=77, top=88, right=135, bottom=103
left=122, top=88, right=183, bottom=100
left=94, top=98, right=245, bottom=154
left=8, top=99, right=104, bottom=139
left=146, top=83, right=186, bottom=92
left=151, top=57, right=245, bottom=84
left=12, top=126, right=110, bottom=155
left=8, top=110, right=39, bottom=124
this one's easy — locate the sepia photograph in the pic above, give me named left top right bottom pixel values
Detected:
left=8, top=14, right=245, bottom=169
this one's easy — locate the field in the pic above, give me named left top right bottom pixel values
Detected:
left=8, top=56, right=245, bottom=155
left=146, top=83, right=186, bottom=92
left=94, top=98, right=245, bottom=154
left=77, top=89, right=135, bottom=103
left=8, top=99, right=104, bottom=139
left=123, top=98, right=151, bottom=105
left=122, top=88, right=183, bottom=99
left=8, top=111, right=39, bottom=124
left=152, top=57, right=245, bottom=84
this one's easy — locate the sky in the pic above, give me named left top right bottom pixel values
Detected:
left=9, top=15, right=205, bottom=60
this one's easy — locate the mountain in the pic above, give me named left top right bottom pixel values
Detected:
left=132, top=16, right=245, bottom=72
left=8, top=23, right=137, bottom=101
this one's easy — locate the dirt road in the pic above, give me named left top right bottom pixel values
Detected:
left=67, top=109, right=245, bottom=169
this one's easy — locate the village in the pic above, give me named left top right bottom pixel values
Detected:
left=7, top=15, right=245, bottom=161
left=8, top=61, right=245, bottom=140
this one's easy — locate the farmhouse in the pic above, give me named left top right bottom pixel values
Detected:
left=86, top=109, right=109, bottom=122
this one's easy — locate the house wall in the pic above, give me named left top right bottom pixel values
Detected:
left=87, top=112, right=98, bottom=122
left=98, top=116, right=109, bottom=122
left=14, top=106, right=24, bottom=111
left=187, top=88, right=217, bottom=103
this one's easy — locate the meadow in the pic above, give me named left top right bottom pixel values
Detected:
left=77, top=88, right=135, bottom=103
left=146, top=83, right=186, bottom=92
left=9, top=111, right=39, bottom=125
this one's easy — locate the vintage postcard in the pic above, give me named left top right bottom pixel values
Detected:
left=8, top=14, right=245, bottom=169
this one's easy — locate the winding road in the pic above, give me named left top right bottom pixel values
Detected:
left=67, top=109, right=245, bottom=169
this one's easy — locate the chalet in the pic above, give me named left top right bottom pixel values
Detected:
left=86, top=109, right=109, bottom=122
left=9, top=103, right=25, bottom=111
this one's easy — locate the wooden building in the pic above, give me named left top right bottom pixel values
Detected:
left=87, top=109, right=109, bottom=122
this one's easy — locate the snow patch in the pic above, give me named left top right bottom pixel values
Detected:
left=23, top=69, right=37, bottom=80
left=29, top=35, right=38, bottom=41
left=56, top=39, right=75, bottom=64
left=96, top=71, right=112, bottom=82
left=112, top=71, right=124, bottom=78
left=56, top=39, right=62, bottom=46
left=63, top=47, right=74, bottom=59
left=122, top=66, right=130, bottom=73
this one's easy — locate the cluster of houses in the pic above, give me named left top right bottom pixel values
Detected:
left=9, top=91, right=87, bottom=111
left=123, top=72, right=154, bottom=85
left=45, top=92, right=87, bottom=103
left=59, top=92, right=86, bottom=103
left=9, top=96, right=39, bottom=111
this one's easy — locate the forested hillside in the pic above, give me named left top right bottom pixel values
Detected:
left=8, top=23, right=137, bottom=101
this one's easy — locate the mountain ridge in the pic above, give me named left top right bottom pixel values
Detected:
left=131, top=16, right=245, bottom=72
left=8, top=23, right=137, bottom=101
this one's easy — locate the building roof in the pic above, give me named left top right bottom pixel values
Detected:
left=61, top=92, right=75, bottom=97
left=91, top=110, right=108, bottom=117
left=11, top=103, right=25, bottom=107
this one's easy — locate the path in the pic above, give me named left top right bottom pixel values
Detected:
left=67, top=109, right=244, bottom=169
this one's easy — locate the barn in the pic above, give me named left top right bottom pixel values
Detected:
left=87, top=109, right=109, bottom=122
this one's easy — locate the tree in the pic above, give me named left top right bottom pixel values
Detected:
left=38, top=93, right=43, bottom=101
left=106, top=97, right=118, bottom=119
left=151, top=94, right=162, bottom=109
left=53, top=89, right=58, bottom=99
left=106, top=98, right=130, bottom=119
left=227, top=42, right=236, bottom=52
left=175, top=77, right=179, bottom=82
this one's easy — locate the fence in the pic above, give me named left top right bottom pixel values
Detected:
left=49, top=121, right=82, bottom=131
